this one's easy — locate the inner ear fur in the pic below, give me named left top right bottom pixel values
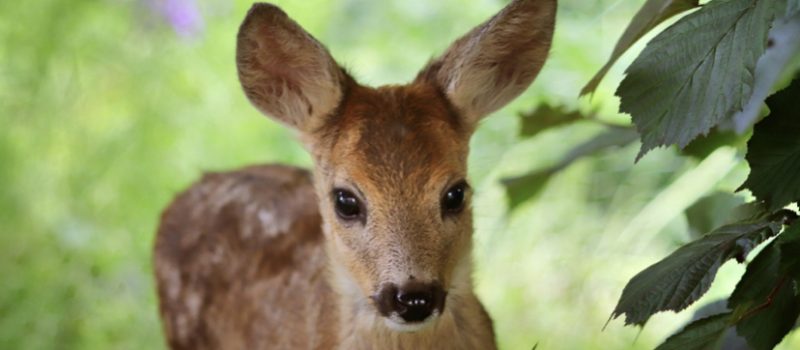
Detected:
left=236, top=3, right=347, bottom=132
left=416, top=0, right=556, bottom=125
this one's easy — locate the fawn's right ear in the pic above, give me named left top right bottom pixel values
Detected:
left=236, top=3, right=346, bottom=132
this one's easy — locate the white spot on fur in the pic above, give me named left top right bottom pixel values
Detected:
left=257, top=208, right=290, bottom=237
left=175, top=315, right=189, bottom=339
left=210, top=244, right=224, bottom=265
left=185, top=291, right=202, bottom=319
left=162, top=264, right=182, bottom=300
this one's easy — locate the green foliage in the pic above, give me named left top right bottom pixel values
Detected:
left=500, top=1, right=800, bottom=346
left=655, top=313, right=732, bottom=350
left=680, top=129, right=748, bottom=160
left=503, top=123, right=638, bottom=209
left=778, top=224, right=800, bottom=278
left=736, top=282, right=800, bottom=350
left=647, top=221, right=800, bottom=349
left=684, top=192, right=745, bottom=238
left=517, top=104, right=588, bottom=138
left=739, top=78, right=800, bottom=211
left=568, top=0, right=800, bottom=348
left=580, top=0, right=700, bottom=96
left=728, top=240, right=787, bottom=345
left=726, top=10, right=800, bottom=133
left=618, top=0, right=785, bottom=158
left=729, top=224, right=800, bottom=350
left=610, top=212, right=787, bottom=326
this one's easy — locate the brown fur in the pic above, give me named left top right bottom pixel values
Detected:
left=155, top=166, right=336, bottom=349
left=155, top=1, right=556, bottom=348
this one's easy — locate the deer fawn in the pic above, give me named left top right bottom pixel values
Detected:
left=154, top=0, right=555, bottom=348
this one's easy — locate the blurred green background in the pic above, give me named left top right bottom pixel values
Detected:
left=2, top=0, right=797, bottom=349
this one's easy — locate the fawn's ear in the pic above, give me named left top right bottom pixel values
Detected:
left=416, top=0, right=556, bottom=125
left=236, top=3, right=346, bottom=132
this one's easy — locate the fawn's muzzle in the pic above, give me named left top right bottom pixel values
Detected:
left=373, top=281, right=447, bottom=323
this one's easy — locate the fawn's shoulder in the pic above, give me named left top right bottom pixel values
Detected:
left=156, top=164, right=321, bottom=260
left=154, top=164, right=333, bottom=349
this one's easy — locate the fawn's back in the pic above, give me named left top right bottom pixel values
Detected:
left=154, top=1, right=556, bottom=349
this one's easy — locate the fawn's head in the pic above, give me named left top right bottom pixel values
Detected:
left=236, top=0, right=555, bottom=331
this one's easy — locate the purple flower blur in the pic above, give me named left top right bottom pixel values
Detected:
left=152, top=0, right=204, bottom=39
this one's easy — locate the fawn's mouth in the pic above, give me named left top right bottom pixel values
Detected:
left=383, top=309, right=441, bottom=332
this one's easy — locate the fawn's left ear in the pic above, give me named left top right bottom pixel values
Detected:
left=416, top=0, right=556, bottom=126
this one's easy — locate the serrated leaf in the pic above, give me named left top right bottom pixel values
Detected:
left=728, top=240, right=782, bottom=310
left=727, top=12, right=800, bottom=133
left=580, top=0, right=699, bottom=96
left=502, top=126, right=638, bottom=209
left=727, top=220, right=800, bottom=350
left=655, top=313, right=731, bottom=350
left=518, top=104, right=587, bottom=139
left=685, top=192, right=745, bottom=239
left=734, top=277, right=800, bottom=350
left=617, top=0, right=785, bottom=159
left=739, top=77, right=800, bottom=211
left=611, top=213, right=787, bottom=326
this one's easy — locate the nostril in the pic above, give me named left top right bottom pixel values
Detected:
left=396, top=289, right=433, bottom=307
left=394, top=282, right=446, bottom=323
left=372, top=281, right=447, bottom=324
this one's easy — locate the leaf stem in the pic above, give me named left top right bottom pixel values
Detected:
left=735, top=275, right=788, bottom=322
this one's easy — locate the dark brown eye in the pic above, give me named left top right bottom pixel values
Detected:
left=442, top=182, right=467, bottom=214
left=333, top=189, right=361, bottom=221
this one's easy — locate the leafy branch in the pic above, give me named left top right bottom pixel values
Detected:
left=509, top=0, right=800, bottom=348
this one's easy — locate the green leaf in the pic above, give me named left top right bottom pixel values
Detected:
left=580, top=0, right=699, bottom=96
left=680, top=128, right=748, bottom=160
left=502, top=126, right=638, bottom=209
left=727, top=220, right=800, bottom=350
left=502, top=169, right=555, bottom=210
left=728, top=240, right=783, bottom=311
left=780, top=221, right=800, bottom=243
left=617, top=0, right=785, bottom=159
left=737, top=287, right=800, bottom=350
left=726, top=12, right=800, bottom=133
left=739, top=77, right=800, bottom=211
left=655, top=313, right=731, bottom=350
left=611, top=213, right=787, bottom=326
left=729, top=201, right=773, bottom=222
left=685, top=192, right=745, bottom=239
left=518, top=104, right=587, bottom=139
left=734, top=274, right=800, bottom=350
left=779, top=223, right=800, bottom=281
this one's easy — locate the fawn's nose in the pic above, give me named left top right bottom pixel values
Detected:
left=373, top=281, right=446, bottom=323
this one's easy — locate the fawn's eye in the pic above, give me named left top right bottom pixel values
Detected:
left=442, top=182, right=468, bottom=215
left=333, top=189, right=362, bottom=221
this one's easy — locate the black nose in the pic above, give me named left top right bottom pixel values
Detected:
left=372, top=281, right=446, bottom=323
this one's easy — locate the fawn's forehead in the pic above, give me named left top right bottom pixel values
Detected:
left=318, top=82, right=469, bottom=189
